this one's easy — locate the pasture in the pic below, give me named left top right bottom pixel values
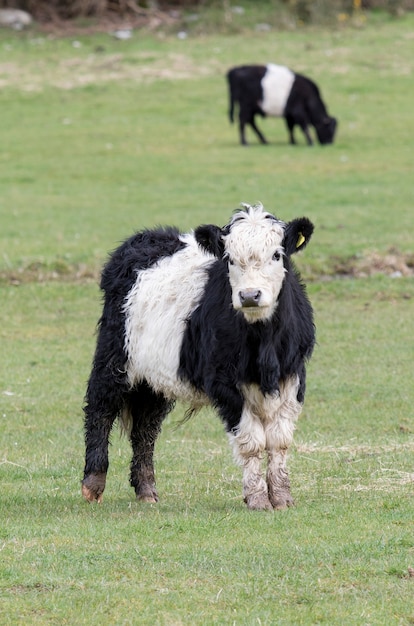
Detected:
left=1, top=9, right=413, bottom=625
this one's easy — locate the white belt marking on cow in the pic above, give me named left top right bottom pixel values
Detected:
left=123, top=233, right=213, bottom=403
left=260, top=64, right=295, bottom=117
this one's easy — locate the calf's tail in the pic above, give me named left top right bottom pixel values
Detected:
left=227, top=71, right=236, bottom=124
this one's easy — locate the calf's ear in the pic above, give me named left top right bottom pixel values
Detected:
left=195, top=224, right=225, bottom=258
left=284, top=217, right=314, bottom=255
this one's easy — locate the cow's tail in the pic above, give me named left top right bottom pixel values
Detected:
left=227, top=70, right=236, bottom=124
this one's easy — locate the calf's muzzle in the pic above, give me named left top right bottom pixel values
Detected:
left=239, top=289, right=262, bottom=308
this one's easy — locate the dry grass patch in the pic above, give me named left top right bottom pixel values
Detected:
left=0, top=49, right=223, bottom=91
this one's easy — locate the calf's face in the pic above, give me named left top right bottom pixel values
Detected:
left=224, top=215, right=286, bottom=322
left=195, top=204, right=314, bottom=323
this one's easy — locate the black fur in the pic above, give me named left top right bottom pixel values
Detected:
left=284, top=217, right=314, bottom=254
left=194, top=224, right=225, bottom=258
left=286, top=74, right=337, bottom=145
left=178, top=255, right=315, bottom=431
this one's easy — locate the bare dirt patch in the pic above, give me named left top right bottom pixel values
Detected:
left=331, top=248, right=414, bottom=278
left=0, top=261, right=100, bottom=286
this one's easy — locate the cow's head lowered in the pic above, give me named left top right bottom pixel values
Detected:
left=315, top=116, right=337, bottom=145
left=195, top=203, right=314, bottom=323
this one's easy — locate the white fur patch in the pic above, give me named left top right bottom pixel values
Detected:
left=229, top=376, right=301, bottom=465
left=224, top=203, right=286, bottom=322
left=123, top=233, right=214, bottom=404
left=260, top=64, right=295, bottom=117
left=227, top=377, right=301, bottom=508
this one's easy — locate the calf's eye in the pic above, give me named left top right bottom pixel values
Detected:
left=273, top=251, right=281, bottom=261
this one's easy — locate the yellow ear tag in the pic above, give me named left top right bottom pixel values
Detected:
left=296, top=232, right=305, bottom=248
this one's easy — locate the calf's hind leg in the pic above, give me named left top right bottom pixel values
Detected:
left=126, top=384, right=174, bottom=503
left=82, top=368, right=126, bottom=503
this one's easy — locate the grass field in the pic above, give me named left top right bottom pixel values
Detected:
left=1, top=8, right=414, bottom=625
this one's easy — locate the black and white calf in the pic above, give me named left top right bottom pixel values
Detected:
left=82, top=203, right=315, bottom=511
left=227, top=63, right=337, bottom=146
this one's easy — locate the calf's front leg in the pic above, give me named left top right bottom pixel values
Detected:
left=229, top=408, right=272, bottom=511
left=265, top=380, right=302, bottom=509
left=266, top=449, right=294, bottom=510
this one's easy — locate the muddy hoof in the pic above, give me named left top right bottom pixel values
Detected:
left=135, top=484, right=158, bottom=503
left=269, top=492, right=295, bottom=510
left=81, top=473, right=106, bottom=503
left=137, top=494, right=158, bottom=503
left=244, top=493, right=273, bottom=511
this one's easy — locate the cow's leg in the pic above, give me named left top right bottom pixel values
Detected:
left=265, top=377, right=302, bottom=509
left=285, top=116, right=296, bottom=145
left=239, top=106, right=268, bottom=145
left=249, top=115, right=268, bottom=145
left=285, top=115, right=313, bottom=145
left=301, top=124, right=313, bottom=146
left=82, top=366, right=126, bottom=503
left=294, top=116, right=313, bottom=146
left=238, top=115, right=248, bottom=145
left=229, top=407, right=272, bottom=511
left=125, top=383, right=173, bottom=503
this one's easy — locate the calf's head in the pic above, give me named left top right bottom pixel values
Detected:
left=195, top=203, right=314, bottom=323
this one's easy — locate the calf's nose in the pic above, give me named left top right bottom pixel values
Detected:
left=239, top=289, right=262, bottom=307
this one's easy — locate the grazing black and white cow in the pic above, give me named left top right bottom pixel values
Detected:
left=82, top=203, right=315, bottom=511
left=227, top=64, right=337, bottom=146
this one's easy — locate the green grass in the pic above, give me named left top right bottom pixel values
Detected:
left=1, top=11, right=414, bottom=626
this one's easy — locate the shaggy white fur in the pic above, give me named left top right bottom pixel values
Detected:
left=224, top=204, right=287, bottom=322
left=123, top=233, right=214, bottom=403
left=229, top=376, right=301, bottom=508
